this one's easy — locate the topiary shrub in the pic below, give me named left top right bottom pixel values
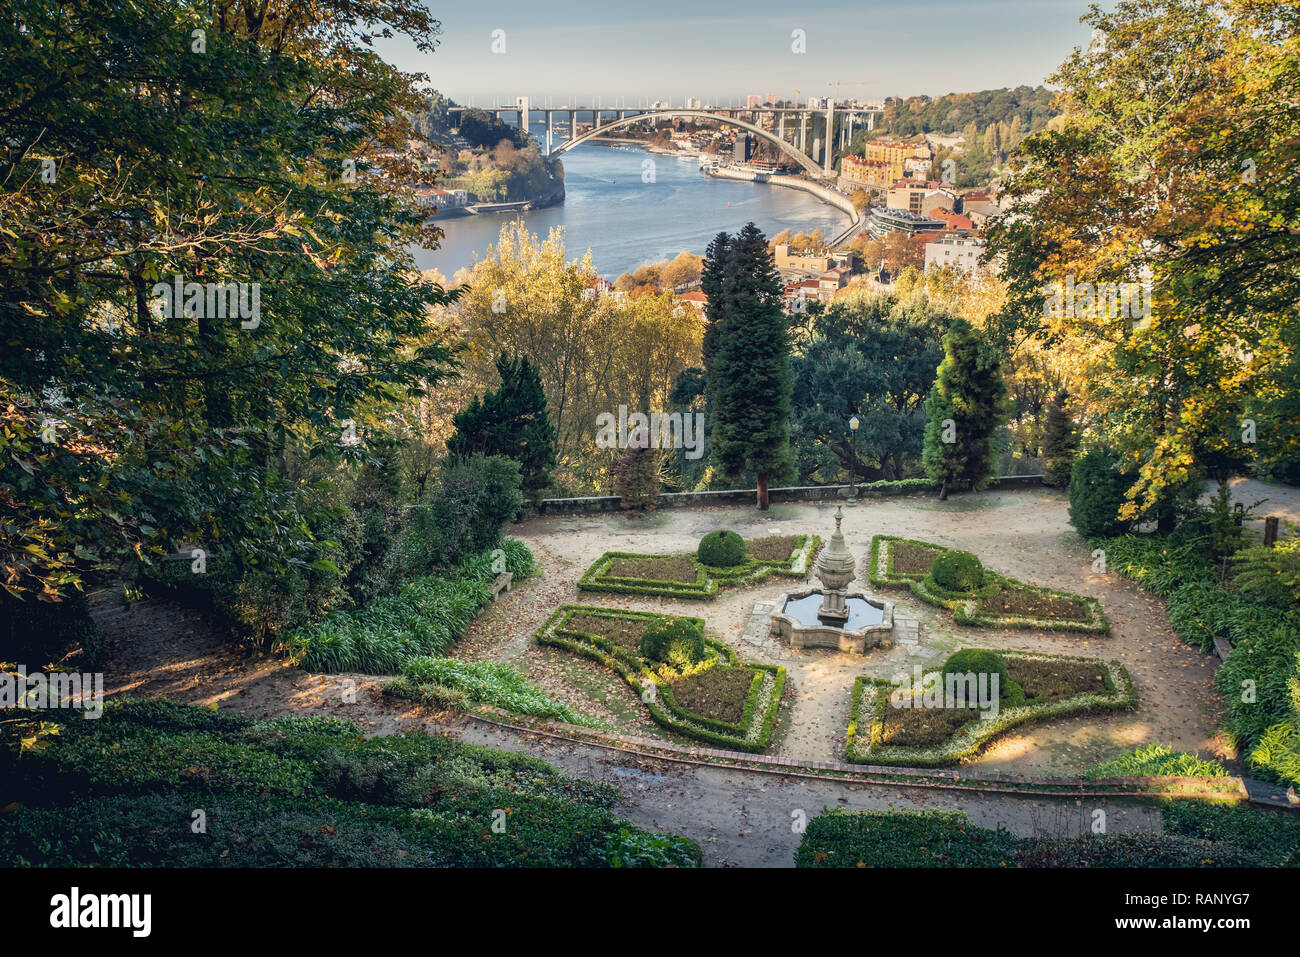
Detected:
left=941, top=649, right=1011, bottom=699
left=697, top=530, right=746, bottom=568
left=930, top=550, right=984, bottom=592
left=1068, top=447, right=1135, bottom=539
left=639, top=618, right=706, bottom=670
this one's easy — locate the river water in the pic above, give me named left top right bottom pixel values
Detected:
left=411, top=128, right=851, bottom=280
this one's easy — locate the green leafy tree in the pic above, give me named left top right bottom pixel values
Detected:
left=702, top=224, right=795, bottom=509
left=922, top=319, right=1008, bottom=499
left=791, top=290, right=946, bottom=483
left=0, top=0, right=459, bottom=631
left=447, top=353, right=557, bottom=507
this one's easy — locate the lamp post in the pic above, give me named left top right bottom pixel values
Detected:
left=848, top=415, right=860, bottom=503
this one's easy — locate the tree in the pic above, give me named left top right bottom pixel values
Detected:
left=447, top=353, right=557, bottom=507
left=0, top=0, right=459, bottom=615
left=613, top=429, right=664, bottom=510
left=984, top=0, right=1300, bottom=527
left=1041, top=390, right=1079, bottom=487
left=448, top=222, right=701, bottom=493
left=703, top=224, right=795, bottom=509
left=790, top=289, right=946, bottom=483
left=922, top=319, right=1008, bottom=499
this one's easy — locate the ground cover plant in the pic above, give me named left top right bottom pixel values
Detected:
left=0, top=698, right=701, bottom=868
left=795, top=805, right=1297, bottom=868
left=1083, top=744, right=1229, bottom=779
left=577, top=533, right=819, bottom=599
left=385, top=656, right=597, bottom=726
left=869, top=535, right=1109, bottom=633
left=845, top=650, right=1135, bottom=766
left=1094, top=531, right=1300, bottom=789
left=280, top=539, right=535, bottom=673
left=535, top=605, right=785, bottom=752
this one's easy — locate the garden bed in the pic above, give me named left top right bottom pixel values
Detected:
left=845, top=651, right=1135, bottom=766
left=534, top=605, right=785, bottom=752
left=868, top=535, right=1109, bottom=633
left=577, top=535, right=820, bottom=600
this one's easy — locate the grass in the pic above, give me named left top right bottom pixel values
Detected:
left=385, top=656, right=598, bottom=726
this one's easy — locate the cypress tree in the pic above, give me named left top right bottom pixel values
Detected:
left=705, top=223, right=795, bottom=509
left=447, top=353, right=557, bottom=507
left=922, top=319, right=1008, bottom=499
left=1042, top=389, right=1079, bottom=487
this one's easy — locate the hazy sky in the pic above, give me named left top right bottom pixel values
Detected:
left=374, top=0, right=1096, bottom=106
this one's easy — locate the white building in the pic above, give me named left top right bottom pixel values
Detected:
left=924, top=234, right=988, bottom=274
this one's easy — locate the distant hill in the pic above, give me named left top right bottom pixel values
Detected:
left=879, top=86, right=1058, bottom=137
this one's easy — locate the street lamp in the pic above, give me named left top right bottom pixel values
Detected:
left=848, top=415, right=860, bottom=503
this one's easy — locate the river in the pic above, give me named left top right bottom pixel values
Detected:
left=411, top=128, right=852, bottom=280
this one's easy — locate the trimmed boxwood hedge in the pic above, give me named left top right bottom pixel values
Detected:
left=577, top=534, right=820, bottom=600
left=535, top=605, right=785, bottom=753
left=797, top=806, right=1289, bottom=868
left=844, top=651, right=1136, bottom=767
left=869, top=535, right=1110, bottom=634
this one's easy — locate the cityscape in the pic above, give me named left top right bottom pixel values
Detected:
left=2, top=0, right=1297, bottom=931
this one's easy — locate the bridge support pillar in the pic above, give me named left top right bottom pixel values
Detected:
left=824, top=100, right=835, bottom=178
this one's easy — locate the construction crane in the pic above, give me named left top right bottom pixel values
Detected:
left=828, top=81, right=871, bottom=105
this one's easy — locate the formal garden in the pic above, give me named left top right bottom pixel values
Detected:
left=4, top=0, right=1299, bottom=872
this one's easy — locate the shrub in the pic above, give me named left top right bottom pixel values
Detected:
left=1233, top=527, right=1300, bottom=612
left=796, top=809, right=1017, bottom=867
left=1068, top=447, right=1135, bottom=538
left=697, top=529, right=746, bottom=568
left=1083, top=744, right=1228, bottom=779
left=613, top=433, right=663, bottom=510
left=639, top=617, right=706, bottom=670
left=401, top=454, right=523, bottom=574
left=930, top=550, right=984, bottom=592
left=940, top=648, right=1009, bottom=697
left=1215, top=623, right=1300, bottom=772
left=1041, top=389, right=1078, bottom=487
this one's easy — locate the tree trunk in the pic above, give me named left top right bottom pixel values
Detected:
left=757, top=473, right=769, bottom=511
left=938, top=478, right=949, bottom=501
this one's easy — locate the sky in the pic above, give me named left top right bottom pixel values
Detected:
left=374, top=0, right=1097, bottom=107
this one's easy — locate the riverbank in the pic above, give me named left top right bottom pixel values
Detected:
left=705, top=165, right=860, bottom=243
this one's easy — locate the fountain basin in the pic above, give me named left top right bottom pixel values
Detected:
left=769, top=587, right=894, bottom=654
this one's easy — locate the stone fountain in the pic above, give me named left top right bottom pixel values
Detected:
left=768, top=507, right=893, bottom=654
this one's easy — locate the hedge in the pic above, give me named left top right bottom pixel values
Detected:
left=797, top=806, right=1294, bottom=868
left=535, top=605, right=785, bottom=752
left=0, top=698, right=702, bottom=868
left=577, top=535, right=820, bottom=600
left=844, top=651, right=1136, bottom=766
left=869, top=535, right=1110, bottom=634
